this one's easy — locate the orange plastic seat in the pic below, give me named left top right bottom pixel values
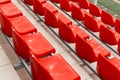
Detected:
left=31, top=54, right=81, bottom=80
left=97, top=54, right=120, bottom=80
left=75, top=35, right=110, bottom=62
left=101, top=10, right=116, bottom=26
left=84, top=12, right=102, bottom=32
left=33, top=0, right=48, bottom=16
left=115, top=19, right=120, bottom=34
left=99, top=24, right=120, bottom=45
left=89, top=2, right=102, bottom=17
left=13, top=31, right=56, bottom=61
left=24, top=0, right=33, bottom=5
left=60, top=0, right=72, bottom=11
left=45, top=3, right=59, bottom=28
left=0, top=3, right=23, bottom=37
left=78, top=0, right=89, bottom=9
left=71, top=2, right=85, bottom=21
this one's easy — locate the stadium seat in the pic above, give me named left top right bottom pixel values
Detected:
left=115, top=19, right=120, bottom=34
left=84, top=12, right=102, bottom=32
left=45, top=3, right=59, bottom=28
left=89, top=2, right=102, bottom=17
left=59, top=22, right=89, bottom=43
left=71, top=2, right=85, bottom=21
left=58, top=14, right=73, bottom=42
left=0, top=0, right=11, bottom=4
left=0, top=3, right=23, bottom=37
left=31, top=54, right=81, bottom=80
left=99, top=24, right=120, bottom=45
left=11, top=16, right=37, bottom=35
left=78, top=0, right=90, bottom=9
left=60, top=0, right=72, bottom=11
left=13, top=31, right=56, bottom=61
left=101, top=10, right=116, bottom=26
left=24, top=0, right=33, bottom=5
left=33, top=0, right=48, bottom=16
left=97, top=54, right=120, bottom=80
left=75, top=35, right=110, bottom=62
left=51, top=0, right=60, bottom=3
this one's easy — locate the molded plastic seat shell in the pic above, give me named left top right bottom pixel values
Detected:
left=99, top=24, right=120, bottom=45
left=59, top=22, right=89, bottom=43
left=60, top=0, right=72, bottom=11
left=31, top=54, right=81, bottom=80
left=24, top=0, right=33, bottom=5
left=97, top=54, right=120, bottom=80
left=11, top=16, right=37, bottom=34
left=45, top=3, right=59, bottom=28
left=78, top=0, right=89, bottom=9
left=33, top=0, right=47, bottom=16
left=89, top=3, right=102, bottom=17
left=0, top=3, right=23, bottom=37
left=13, top=31, right=56, bottom=61
left=58, top=14, right=74, bottom=42
left=101, top=10, right=116, bottom=26
left=71, top=2, right=85, bottom=21
left=84, top=13, right=102, bottom=32
left=75, top=35, right=110, bottom=62
left=115, top=19, right=120, bottom=34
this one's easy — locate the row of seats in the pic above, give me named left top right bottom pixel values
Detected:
left=23, top=0, right=120, bottom=80
left=33, top=0, right=110, bottom=62
left=0, top=0, right=81, bottom=80
left=48, top=0, right=120, bottom=52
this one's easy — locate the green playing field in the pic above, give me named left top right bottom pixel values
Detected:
left=98, top=0, right=120, bottom=15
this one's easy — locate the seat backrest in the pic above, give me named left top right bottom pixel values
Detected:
left=100, top=24, right=120, bottom=45
left=84, top=12, right=100, bottom=32
left=45, top=3, right=59, bottom=28
left=97, top=54, right=120, bottom=80
left=78, top=0, right=90, bottom=9
left=89, top=2, right=102, bottom=17
left=115, top=19, right=120, bottom=34
left=101, top=10, right=116, bottom=26
left=31, top=55, right=53, bottom=80
left=60, top=0, right=71, bottom=11
left=71, top=2, right=85, bottom=21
